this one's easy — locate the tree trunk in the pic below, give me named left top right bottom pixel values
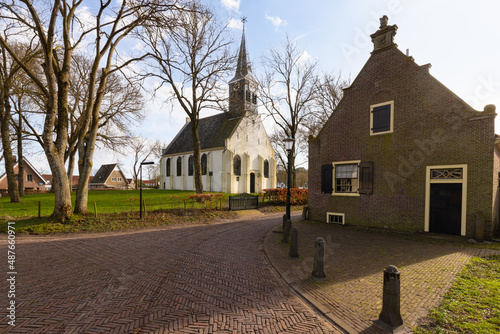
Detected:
left=66, top=149, right=76, bottom=193
left=74, top=137, right=90, bottom=214
left=45, top=149, right=72, bottom=220
left=74, top=72, right=108, bottom=214
left=0, top=95, right=20, bottom=202
left=74, top=154, right=91, bottom=214
left=44, top=72, right=72, bottom=221
left=191, top=118, right=203, bottom=194
left=17, top=111, right=24, bottom=197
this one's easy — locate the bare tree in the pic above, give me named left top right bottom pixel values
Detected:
left=259, top=36, right=318, bottom=187
left=129, top=137, right=162, bottom=190
left=142, top=1, right=234, bottom=194
left=0, top=0, right=178, bottom=219
left=146, top=165, right=159, bottom=187
left=0, top=39, right=37, bottom=202
left=304, top=72, right=350, bottom=136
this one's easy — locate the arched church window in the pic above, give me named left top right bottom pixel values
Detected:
left=201, top=154, right=207, bottom=175
left=246, top=90, right=251, bottom=102
left=264, top=160, right=269, bottom=178
left=234, top=155, right=241, bottom=176
left=252, top=93, right=257, bottom=104
left=166, top=158, right=171, bottom=177
left=176, top=157, right=182, bottom=176
left=188, top=155, right=194, bottom=176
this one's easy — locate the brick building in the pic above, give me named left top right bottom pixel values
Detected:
left=0, top=157, right=47, bottom=193
left=308, top=16, right=499, bottom=239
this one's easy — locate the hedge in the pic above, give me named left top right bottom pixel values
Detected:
left=262, top=188, right=308, bottom=205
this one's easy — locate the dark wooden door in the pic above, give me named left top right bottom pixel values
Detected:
left=429, top=183, right=462, bottom=235
left=250, top=173, right=255, bottom=193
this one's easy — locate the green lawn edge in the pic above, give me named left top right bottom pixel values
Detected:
left=414, top=255, right=500, bottom=333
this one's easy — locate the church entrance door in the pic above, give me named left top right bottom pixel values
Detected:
left=250, top=173, right=256, bottom=193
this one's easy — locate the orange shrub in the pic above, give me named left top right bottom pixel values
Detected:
left=262, top=188, right=308, bottom=205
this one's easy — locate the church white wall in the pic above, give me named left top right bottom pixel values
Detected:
left=160, top=150, right=226, bottom=193
left=159, top=114, right=276, bottom=194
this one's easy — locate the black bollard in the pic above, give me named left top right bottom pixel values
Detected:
left=311, top=237, right=326, bottom=280
left=289, top=227, right=299, bottom=258
left=302, top=205, right=309, bottom=220
left=375, top=265, right=408, bottom=333
left=282, top=214, right=287, bottom=231
left=282, top=219, right=292, bottom=243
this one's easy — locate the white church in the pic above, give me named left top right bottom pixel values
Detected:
left=159, top=28, right=276, bottom=194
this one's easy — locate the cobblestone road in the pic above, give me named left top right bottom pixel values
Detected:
left=0, top=214, right=341, bottom=333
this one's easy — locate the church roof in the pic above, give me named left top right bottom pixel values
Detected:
left=163, top=113, right=242, bottom=155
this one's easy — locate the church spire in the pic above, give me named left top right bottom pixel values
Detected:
left=231, top=17, right=252, bottom=82
left=228, top=17, right=258, bottom=116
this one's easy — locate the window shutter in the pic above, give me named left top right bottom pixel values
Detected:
left=359, top=161, right=374, bottom=194
left=372, top=104, right=391, bottom=133
left=321, top=164, right=333, bottom=193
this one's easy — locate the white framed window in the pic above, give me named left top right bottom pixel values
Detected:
left=27, top=174, right=33, bottom=182
left=112, top=177, right=116, bottom=182
left=118, top=177, right=122, bottom=182
left=370, top=100, right=394, bottom=135
left=326, top=212, right=345, bottom=225
left=332, top=160, right=361, bottom=196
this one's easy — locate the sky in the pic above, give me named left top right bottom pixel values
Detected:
left=15, top=0, right=500, bottom=178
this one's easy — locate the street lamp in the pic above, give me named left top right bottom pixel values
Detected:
left=284, top=137, right=295, bottom=219
left=140, top=161, right=154, bottom=219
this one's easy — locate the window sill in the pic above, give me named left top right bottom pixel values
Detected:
left=332, top=192, right=360, bottom=197
left=370, top=130, right=393, bottom=136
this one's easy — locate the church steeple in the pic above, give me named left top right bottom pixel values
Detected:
left=229, top=17, right=258, bottom=116
left=231, top=20, right=252, bottom=82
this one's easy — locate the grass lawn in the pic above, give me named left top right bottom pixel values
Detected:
left=415, top=255, right=500, bottom=333
left=0, top=190, right=236, bottom=234
left=0, top=190, right=299, bottom=234
left=0, top=189, right=230, bottom=218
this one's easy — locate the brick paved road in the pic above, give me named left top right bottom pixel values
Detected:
left=0, top=214, right=342, bottom=333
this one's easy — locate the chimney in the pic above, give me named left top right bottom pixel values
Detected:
left=484, top=104, right=496, bottom=113
left=370, top=16, right=398, bottom=53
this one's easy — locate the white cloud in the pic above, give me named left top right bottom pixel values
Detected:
left=297, top=50, right=312, bottom=66
left=265, top=13, right=287, bottom=30
left=228, top=18, right=243, bottom=30
left=221, top=0, right=240, bottom=12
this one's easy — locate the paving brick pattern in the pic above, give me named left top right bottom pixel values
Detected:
left=0, top=214, right=341, bottom=333
left=265, top=221, right=500, bottom=333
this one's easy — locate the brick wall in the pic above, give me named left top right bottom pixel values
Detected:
left=309, top=45, right=496, bottom=238
left=492, top=146, right=500, bottom=235
left=0, top=159, right=46, bottom=191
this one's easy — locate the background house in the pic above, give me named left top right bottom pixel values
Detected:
left=160, top=29, right=276, bottom=194
left=42, top=174, right=94, bottom=191
left=0, top=157, right=47, bottom=194
left=127, top=178, right=136, bottom=189
left=308, top=16, right=498, bottom=239
left=89, top=163, right=130, bottom=190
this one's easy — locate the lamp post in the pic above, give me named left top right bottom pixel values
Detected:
left=284, top=137, right=295, bottom=219
left=140, top=161, right=154, bottom=219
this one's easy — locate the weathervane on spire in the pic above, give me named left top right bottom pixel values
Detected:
left=241, top=16, right=247, bottom=31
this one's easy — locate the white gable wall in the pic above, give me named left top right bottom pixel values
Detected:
left=226, top=113, right=275, bottom=193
